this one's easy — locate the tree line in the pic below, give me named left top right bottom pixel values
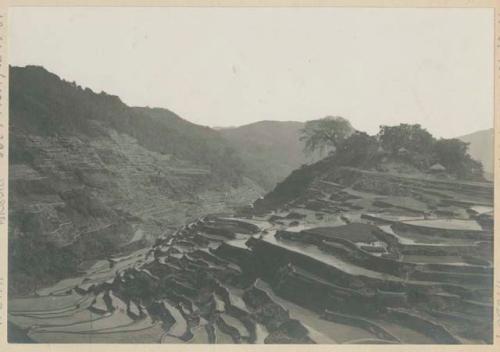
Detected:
left=299, top=117, right=483, bottom=180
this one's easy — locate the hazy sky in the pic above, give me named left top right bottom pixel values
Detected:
left=9, top=7, right=493, bottom=137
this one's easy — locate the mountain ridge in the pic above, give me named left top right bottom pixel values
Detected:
left=219, top=120, right=321, bottom=190
left=457, top=127, right=493, bottom=177
left=8, top=65, right=263, bottom=294
left=8, top=65, right=494, bottom=295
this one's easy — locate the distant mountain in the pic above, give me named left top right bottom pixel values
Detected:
left=220, top=120, right=319, bottom=190
left=458, top=128, right=493, bottom=177
left=9, top=66, right=263, bottom=294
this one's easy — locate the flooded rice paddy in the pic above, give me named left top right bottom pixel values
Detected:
left=9, top=173, right=493, bottom=344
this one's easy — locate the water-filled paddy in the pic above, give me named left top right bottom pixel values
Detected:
left=263, top=232, right=400, bottom=280
left=255, top=280, right=372, bottom=344
left=402, top=219, right=482, bottom=231
left=9, top=173, right=494, bottom=345
left=9, top=292, right=90, bottom=314
left=469, top=206, right=493, bottom=215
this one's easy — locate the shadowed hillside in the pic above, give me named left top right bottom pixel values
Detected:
left=220, top=120, right=320, bottom=190
left=255, top=124, right=487, bottom=211
left=10, top=121, right=493, bottom=344
left=9, top=66, right=263, bottom=295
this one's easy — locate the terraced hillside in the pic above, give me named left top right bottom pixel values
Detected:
left=9, top=165, right=493, bottom=344
left=8, top=66, right=263, bottom=295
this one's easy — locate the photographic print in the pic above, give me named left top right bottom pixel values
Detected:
left=2, top=3, right=497, bottom=347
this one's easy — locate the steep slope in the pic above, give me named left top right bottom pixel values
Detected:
left=254, top=127, right=491, bottom=212
left=9, top=90, right=493, bottom=344
left=9, top=65, right=263, bottom=294
left=220, top=120, right=319, bottom=190
left=244, top=135, right=493, bottom=344
left=458, top=128, right=493, bottom=177
left=10, top=142, right=494, bottom=344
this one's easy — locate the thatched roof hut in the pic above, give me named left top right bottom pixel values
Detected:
left=429, top=163, right=446, bottom=172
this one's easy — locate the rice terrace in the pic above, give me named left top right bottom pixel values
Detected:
left=6, top=6, right=495, bottom=346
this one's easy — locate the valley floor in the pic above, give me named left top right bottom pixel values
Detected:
left=8, top=169, right=494, bottom=344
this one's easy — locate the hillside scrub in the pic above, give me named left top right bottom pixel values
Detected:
left=300, top=116, right=354, bottom=156
left=256, top=123, right=486, bottom=211
left=10, top=66, right=246, bottom=184
left=8, top=66, right=262, bottom=295
left=302, top=122, right=483, bottom=180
